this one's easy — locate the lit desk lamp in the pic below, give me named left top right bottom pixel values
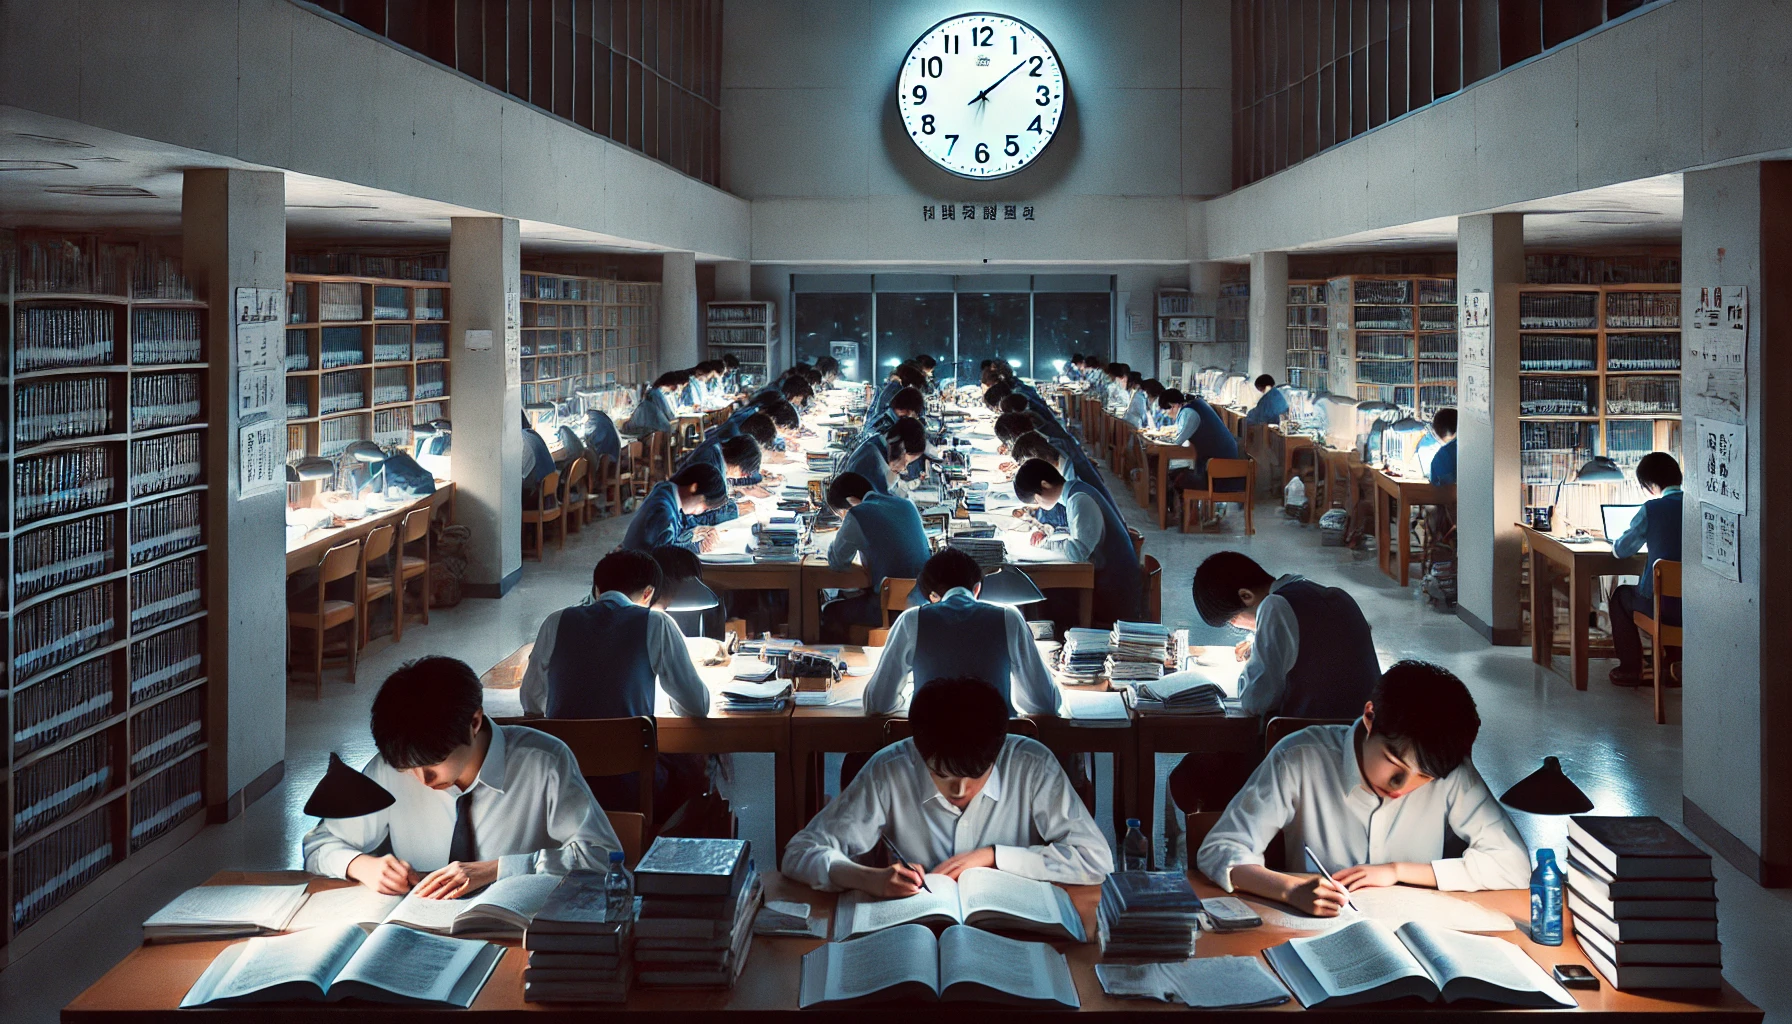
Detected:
left=978, top=566, right=1047, bottom=608
left=1387, top=415, right=1429, bottom=475
left=1574, top=455, right=1627, bottom=484
left=342, top=440, right=390, bottom=498
left=304, top=752, right=396, bottom=819
left=286, top=457, right=334, bottom=506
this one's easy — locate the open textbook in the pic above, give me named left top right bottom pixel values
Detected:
left=180, top=922, right=503, bottom=1007
left=143, top=883, right=311, bottom=941
left=152, top=874, right=562, bottom=943
left=834, top=867, right=1086, bottom=942
left=1264, top=919, right=1576, bottom=1009
left=799, top=923, right=1078, bottom=1009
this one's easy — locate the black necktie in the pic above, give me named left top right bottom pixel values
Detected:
left=449, top=791, right=476, bottom=863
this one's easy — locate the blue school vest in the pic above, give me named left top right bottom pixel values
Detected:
left=912, top=591, right=1013, bottom=713
left=546, top=598, right=656, bottom=718
left=621, top=482, right=694, bottom=552
left=1276, top=579, right=1381, bottom=720
left=1065, top=478, right=1142, bottom=623
left=848, top=492, right=931, bottom=592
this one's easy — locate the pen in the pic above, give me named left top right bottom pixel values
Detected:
left=1304, top=844, right=1359, bottom=913
left=879, top=832, right=931, bottom=893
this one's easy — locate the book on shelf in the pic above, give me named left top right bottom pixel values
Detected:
left=1568, top=815, right=1714, bottom=879
left=1566, top=890, right=1718, bottom=944
left=798, top=922, right=1079, bottom=1009
left=833, top=866, right=1087, bottom=942
left=633, top=836, right=751, bottom=897
left=1264, top=919, right=1575, bottom=1009
left=179, top=922, right=502, bottom=1008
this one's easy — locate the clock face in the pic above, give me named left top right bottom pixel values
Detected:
left=896, top=13, right=1065, bottom=179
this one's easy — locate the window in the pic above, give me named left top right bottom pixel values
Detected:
left=1034, top=293, right=1111, bottom=380
left=954, top=293, right=1031, bottom=387
left=875, top=294, right=955, bottom=378
left=793, top=293, right=872, bottom=381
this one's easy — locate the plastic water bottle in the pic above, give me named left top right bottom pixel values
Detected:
left=1530, top=848, right=1564, bottom=945
left=604, top=850, right=633, bottom=922
left=1122, top=818, right=1149, bottom=872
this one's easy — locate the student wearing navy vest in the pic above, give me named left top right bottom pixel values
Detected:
left=621, top=462, right=726, bottom=554
left=624, top=371, right=685, bottom=436
left=1167, top=550, right=1382, bottom=813
left=863, top=548, right=1063, bottom=716
left=1013, top=459, right=1143, bottom=629
left=519, top=550, right=711, bottom=820
left=1608, top=452, right=1684, bottom=687
left=1157, top=388, right=1241, bottom=488
left=1427, top=408, right=1458, bottom=485
left=818, top=472, right=932, bottom=643
left=578, top=408, right=623, bottom=466
left=681, top=435, right=765, bottom=527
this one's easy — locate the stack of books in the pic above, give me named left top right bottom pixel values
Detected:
left=1107, top=621, right=1172, bottom=681
left=634, top=838, right=763, bottom=988
left=523, top=872, right=634, bottom=1003
left=1131, top=678, right=1226, bottom=715
left=738, top=638, right=797, bottom=662
left=945, top=535, right=1004, bottom=569
left=756, top=513, right=803, bottom=561
left=718, top=679, right=793, bottom=712
left=1566, top=816, right=1721, bottom=990
left=1059, top=627, right=1114, bottom=682
left=1027, top=620, right=1057, bottom=641
left=1097, top=872, right=1203, bottom=961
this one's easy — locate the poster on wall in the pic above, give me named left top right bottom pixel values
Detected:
left=1687, top=285, right=1747, bottom=423
left=1460, top=364, right=1491, bottom=423
left=1701, top=505, right=1741, bottom=581
left=234, top=287, right=285, bottom=499
left=504, top=288, right=522, bottom=387
left=238, top=420, right=284, bottom=498
left=1693, top=416, right=1747, bottom=513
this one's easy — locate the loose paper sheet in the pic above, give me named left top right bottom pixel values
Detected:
left=1700, top=505, right=1741, bottom=582
left=1688, top=285, right=1748, bottom=423
left=239, top=420, right=284, bottom=498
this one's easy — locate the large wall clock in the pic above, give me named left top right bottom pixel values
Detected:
left=896, top=13, right=1065, bottom=179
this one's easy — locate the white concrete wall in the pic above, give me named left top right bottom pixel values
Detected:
left=722, top=0, right=1229, bottom=264
left=0, top=0, right=750, bottom=260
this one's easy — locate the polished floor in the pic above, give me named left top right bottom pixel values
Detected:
left=4, top=466, right=1788, bottom=1022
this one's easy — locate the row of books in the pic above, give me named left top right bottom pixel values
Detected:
left=130, top=751, right=204, bottom=852
left=1106, top=620, right=1171, bottom=682
left=15, top=375, right=113, bottom=446
left=319, top=370, right=367, bottom=414
left=14, top=306, right=116, bottom=371
left=129, top=620, right=205, bottom=704
left=13, top=806, right=114, bottom=930
left=14, top=730, right=112, bottom=840
left=131, top=308, right=204, bottom=364
left=286, top=250, right=448, bottom=281
left=130, top=686, right=204, bottom=775
left=130, top=372, right=203, bottom=430
left=373, top=324, right=413, bottom=361
left=13, top=580, right=118, bottom=680
left=130, top=555, right=202, bottom=632
left=15, top=511, right=116, bottom=600
left=1520, top=377, right=1596, bottom=417
left=1525, top=254, right=1680, bottom=285
left=373, top=366, right=410, bottom=405
left=1605, top=377, right=1680, bottom=415
left=16, top=444, right=117, bottom=523
left=130, top=432, right=204, bottom=498
left=14, top=656, right=114, bottom=757
left=1604, top=292, right=1681, bottom=328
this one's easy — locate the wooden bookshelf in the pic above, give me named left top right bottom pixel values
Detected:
left=522, top=274, right=661, bottom=404
left=1216, top=280, right=1249, bottom=344
left=705, top=301, right=774, bottom=386
left=282, top=274, right=451, bottom=462
left=1, top=232, right=211, bottom=957
left=1326, top=274, right=1458, bottom=417
left=1284, top=280, right=1330, bottom=393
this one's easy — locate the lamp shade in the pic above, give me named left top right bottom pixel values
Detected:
left=1391, top=415, right=1428, bottom=434
left=1574, top=456, right=1626, bottom=483
left=663, top=576, right=722, bottom=613
left=979, top=566, right=1047, bottom=608
left=304, top=753, right=396, bottom=819
left=1499, top=756, right=1594, bottom=815
left=344, top=440, right=387, bottom=464
left=293, top=456, right=335, bottom=480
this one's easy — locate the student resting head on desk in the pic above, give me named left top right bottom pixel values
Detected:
left=862, top=548, right=1064, bottom=716
left=1196, top=660, right=1531, bottom=915
left=1607, top=451, right=1683, bottom=688
left=621, top=462, right=727, bottom=553
left=1012, top=458, right=1143, bottom=627
left=819, top=471, right=931, bottom=643
left=783, top=676, right=1111, bottom=895
left=302, top=656, right=622, bottom=897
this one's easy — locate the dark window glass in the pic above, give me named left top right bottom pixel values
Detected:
left=793, top=293, right=873, bottom=381
left=1033, top=293, right=1111, bottom=379
left=875, top=294, right=954, bottom=378
left=954, top=293, right=1031, bottom=387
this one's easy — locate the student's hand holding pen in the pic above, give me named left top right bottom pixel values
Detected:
left=829, top=862, right=926, bottom=898
left=1284, top=873, right=1352, bottom=917
left=346, top=853, right=421, bottom=895
left=1234, top=639, right=1254, bottom=662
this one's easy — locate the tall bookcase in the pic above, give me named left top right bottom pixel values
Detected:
left=1517, top=283, right=1682, bottom=523
left=705, top=301, right=774, bottom=386
left=1216, top=280, right=1249, bottom=344
left=1326, top=275, right=1458, bottom=417
left=283, top=274, right=451, bottom=462
left=1285, top=281, right=1329, bottom=393
left=1, top=233, right=211, bottom=956
left=521, top=275, right=661, bottom=404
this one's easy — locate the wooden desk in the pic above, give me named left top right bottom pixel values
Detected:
left=1519, top=525, right=1647, bottom=691
left=1269, top=426, right=1316, bottom=497
left=798, top=558, right=1096, bottom=643
left=1369, top=468, right=1453, bottom=587
left=69, top=871, right=1760, bottom=1021
left=1143, top=439, right=1199, bottom=530
left=284, top=483, right=456, bottom=576
left=702, top=560, right=807, bottom=639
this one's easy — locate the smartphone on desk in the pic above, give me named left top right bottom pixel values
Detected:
left=1552, top=965, right=1599, bottom=989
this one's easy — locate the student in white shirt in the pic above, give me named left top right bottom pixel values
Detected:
left=1198, top=661, right=1530, bottom=915
left=302, top=657, right=620, bottom=897
left=783, top=676, right=1112, bottom=895
left=864, top=548, right=1064, bottom=716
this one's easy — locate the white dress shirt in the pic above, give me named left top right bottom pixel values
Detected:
left=862, top=589, right=1064, bottom=715
left=1197, top=721, right=1531, bottom=893
left=1236, top=574, right=1307, bottom=718
left=782, top=735, right=1113, bottom=889
left=1041, top=490, right=1105, bottom=563
left=1122, top=389, right=1150, bottom=428
left=518, top=592, right=712, bottom=719
left=302, top=724, right=622, bottom=881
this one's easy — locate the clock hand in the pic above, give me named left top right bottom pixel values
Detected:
left=967, top=59, right=1030, bottom=105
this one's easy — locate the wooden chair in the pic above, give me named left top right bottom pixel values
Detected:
left=289, top=540, right=361, bottom=698
left=645, top=431, right=674, bottom=484
left=496, top=716, right=658, bottom=864
left=522, top=469, right=564, bottom=560
left=590, top=453, right=624, bottom=519
left=1178, top=456, right=1256, bottom=535
left=620, top=438, right=648, bottom=500
left=395, top=507, right=432, bottom=640
left=1127, top=526, right=1145, bottom=562
left=561, top=457, right=590, bottom=535
left=357, top=523, right=397, bottom=649
left=862, top=577, right=918, bottom=647
left=1142, top=554, right=1163, bottom=623
left=1632, top=559, right=1683, bottom=725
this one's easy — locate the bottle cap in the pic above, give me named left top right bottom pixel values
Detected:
left=610, top=850, right=626, bottom=863
left=1126, top=818, right=1141, bottom=828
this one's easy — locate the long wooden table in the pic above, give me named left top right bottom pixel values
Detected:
left=66, top=870, right=1761, bottom=1021
left=1519, top=524, right=1647, bottom=691
left=1369, top=467, right=1453, bottom=587
left=284, top=482, right=457, bottom=576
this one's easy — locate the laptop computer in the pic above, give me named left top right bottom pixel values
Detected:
left=1600, top=503, right=1645, bottom=545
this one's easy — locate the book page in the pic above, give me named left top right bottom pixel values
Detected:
left=207, top=922, right=366, bottom=1002
left=840, top=875, right=961, bottom=937
left=462, top=873, right=561, bottom=924
left=145, top=883, right=310, bottom=931
left=1397, top=922, right=1564, bottom=998
left=334, top=923, right=485, bottom=1003
left=1243, top=886, right=1515, bottom=933
left=1289, top=920, right=1431, bottom=997
left=937, top=925, right=1057, bottom=999
left=958, top=867, right=1062, bottom=924
left=1062, top=688, right=1129, bottom=722
left=822, top=923, right=941, bottom=1001
left=287, top=886, right=402, bottom=932
left=1163, top=957, right=1293, bottom=1009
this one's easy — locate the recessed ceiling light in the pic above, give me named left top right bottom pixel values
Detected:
left=288, top=203, right=379, bottom=210
left=44, top=184, right=157, bottom=198
left=0, top=160, right=77, bottom=171
left=70, top=156, right=124, bottom=163
left=12, top=132, right=94, bottom=148
left=357, top=217, right=410, bottom=223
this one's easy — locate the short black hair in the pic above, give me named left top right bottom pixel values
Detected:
left=1255, top=374, right=1276, bottom=390
left=1126, top=370, right=1144, bottom=388
left=371, top=657, right=485, bottom=770
left=915, top=353, right=937, bottom=371
left=1012, top=458, right=1065, bottom=503
left=885, top=417, right=927, bottom=457
left=671, top=462, right=728, bottom=504
left=1158, top=388, right=1186, bottom=410
left=1431, top=408, right=1458, bottom=437
left=738, top=412, right=777, bottom=448
left=891, top=386, right=926, bottom=415
left=1105, top=362, right=1127, bottom=377
left=997, top=393, right=1030, bottom=415
left=981, top=364, right=1014, bottom=388
left=994, top=411, right=1041, bottom=444
left=722, top=353, right=741, bottom=369
left=1009, top=430, right=1059, bottom=465
left=760, top=398, right=800, bottom=431
left=826, top=471, right=875, bottom=510
left=652, top=370, right=690, bottom=390
left=1635, top=451, right=1682, bottom=490
left=890, top=364, right=926, bottom=390
left=920, top=547, right=984, bottom=597
left=1370, top=660, right=1481, bottom=779
left=650, top=545, right=703, bottom=584
left=594, top=547, right=664, bottom=597
left=719, top=435, right=762, bottom=476
left=1142, top=379, right=1165, bottom=398
left=815, top=354, right=839, bottom=373
left=780, top=375, right=814, bottom=404
left=798, top=365, right=823, bottom=386
left=982, top=381, right=1014, bottom=409
left=910, top=676, right=1009, bottom=778
left=1191, top=550, right=1277, bottom=627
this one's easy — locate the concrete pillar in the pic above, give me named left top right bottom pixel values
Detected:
left=661, top=251, right=700, bottom=368
left=1680, top=161, right=1792, bottom=886
left=714, top=260, right=751, bottom=301
left=449, top=216, right=523, bottom=597
left=1247, top=252, right=1289, bottom=381
left=181, top=168, right=287, bottom=816
left=1454, top=213, right=1525, bottom=644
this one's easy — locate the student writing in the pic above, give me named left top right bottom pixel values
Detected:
left=620, top=462, right=727, bottom=553
left=819, top=471, right=932, bottom=642
left=1607, top=452, right=1683, bottom=687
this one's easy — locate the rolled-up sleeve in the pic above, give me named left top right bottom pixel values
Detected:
left=1432, top=763, right=1533, bottom=891
left=1196, top=751, right=1298, bottom=891
left=781, top=766, right=889, bottom=891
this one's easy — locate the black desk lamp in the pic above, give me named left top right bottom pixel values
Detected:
left=1499, top=756, right=1594, bottom=815
left=304, top=753, right=396, bottom=819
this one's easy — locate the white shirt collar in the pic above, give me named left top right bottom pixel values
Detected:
left=910, top=743, right=1004, bottom=815
left=468, top=723, right=509, bottom=796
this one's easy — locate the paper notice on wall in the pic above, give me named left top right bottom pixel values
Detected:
left=1693, top=417, right=1746, bottom=513
left=1460, top=364, right=1491, bottom=423
left=1688, top=367, right=1746, bottom=422
left=1688, top=285, right=1747, bottom=423
left=505, top=288, right=522, bottom=386
left=1460, top=289, right=1492, bottom=371
left=239, top=420, right=284, bottom=499
left=1700, top=505, right=1741, bottom=582
left=234, top=286, right=283, bottom=328
left=237, top=368, right=280, bottom=421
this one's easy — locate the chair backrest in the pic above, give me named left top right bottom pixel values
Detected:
left=594, top=453, right=617, bottom=485
left=1185, top=810, right=1224, bottom=855
left=534, top=471, right=561, bottom=511
left=1264, top=716, right=1354, bottom=753
left=360, top=523, right=396, bottom=571
left=882, top=716, right=1038, bottom=745
left=1654, top=559, right=1682, bottom=603
left=496, top=716, right=658, bottom=827
left=1206, top=457, right=1255, bottom=487
left=400, top=506, right=431, bottom=543
left=318, top=539, right=361, bottom=586
left=1127, top=527, right=1145, bottom=561
left=563, top=457, right=589, bottom=498
left=880, top=578, right=917, bottom=625
left=1142, top=554, right=1163, bottom=623
left=605, top=810, right=647, bottom=867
